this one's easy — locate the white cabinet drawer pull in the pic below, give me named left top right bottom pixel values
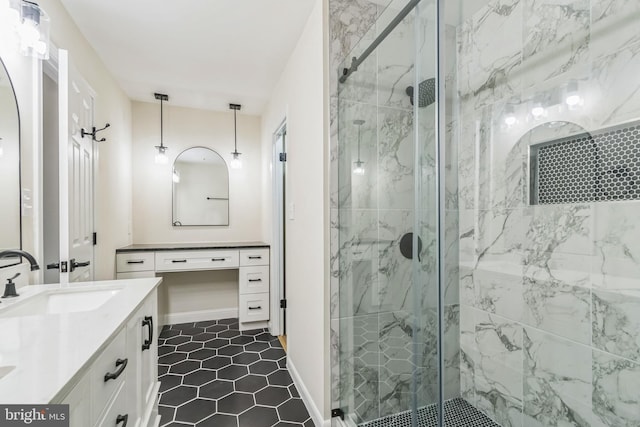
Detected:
left=248, top=278, right=262, bottom=282
left=211, top=258, right=226, bottom=261
left=171, top=259, right=187, bottom=263
left=248, top=255, right=262, bottom=259
left=248, top=306, right=262, bottom=310
left=142, top=316, right=153, bottom=351
left=104, top=358, right=128, bottom=382
left=127, top=260, right=145, bottom=264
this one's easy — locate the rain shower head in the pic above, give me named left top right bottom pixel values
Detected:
left=406, top=78, right=436, bottom=107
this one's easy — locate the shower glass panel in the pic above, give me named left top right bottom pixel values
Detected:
left=335, top=0, right=441, bottom=425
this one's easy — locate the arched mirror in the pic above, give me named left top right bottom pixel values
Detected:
left=0, top=56, right=21, bottom=261
left=172, top=147, right=229, bottom=226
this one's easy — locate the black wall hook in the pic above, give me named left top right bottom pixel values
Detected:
left=81, top=123, right=110, bottom=142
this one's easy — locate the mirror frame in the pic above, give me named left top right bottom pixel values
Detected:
left=171, top=146, right=230, bottom=227
left=0, top=56, right=22, bottom=268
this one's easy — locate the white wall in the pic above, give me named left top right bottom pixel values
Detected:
left=260, top=0, right=330, bottom=423
left=132, top=101, right=262, bottom=243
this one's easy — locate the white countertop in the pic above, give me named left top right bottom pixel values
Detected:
left=0, top=278, right=162, bottom=404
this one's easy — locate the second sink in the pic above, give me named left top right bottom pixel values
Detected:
left=0, top=288, right=121, bottom=318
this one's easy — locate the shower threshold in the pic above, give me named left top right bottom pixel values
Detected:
left=357, top=398, right=500, bottom=427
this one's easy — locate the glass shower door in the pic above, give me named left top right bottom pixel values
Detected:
left=333, top=0, right=442, bottom=425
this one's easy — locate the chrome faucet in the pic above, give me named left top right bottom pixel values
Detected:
left=0, top=250, right=40, bottom=271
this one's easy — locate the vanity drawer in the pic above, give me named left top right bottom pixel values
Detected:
left=240, top=249, right=269, bottom=266
left=96, top=380, right=129, bottom=427
left=91, top=328, right=127, bottom=425
left=239, top=266, right=269, bottom=294
left=155, top=250, right=239, bottom=272
left=239, top=293, right=270, bottom=322
left=117, top=252, right=155, bottom=273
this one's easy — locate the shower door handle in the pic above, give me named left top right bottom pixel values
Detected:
left=399, top=233, right=422, bottom=261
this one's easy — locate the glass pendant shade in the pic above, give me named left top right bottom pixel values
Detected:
left=230, top=151, right=242, bottom=169
left=353, top=160, right=365, bottom=175
left=155, top=146, right=168, bottom=164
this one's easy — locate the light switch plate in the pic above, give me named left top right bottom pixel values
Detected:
left=288, top=203, right=295, bottom=220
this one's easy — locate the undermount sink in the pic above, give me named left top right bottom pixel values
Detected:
left=0, top=366, right=15, bottom=380
left=0, top=288, right=121, bottom=318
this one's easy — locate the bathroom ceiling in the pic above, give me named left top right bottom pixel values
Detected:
left=59, top=0, right=316, bottom=115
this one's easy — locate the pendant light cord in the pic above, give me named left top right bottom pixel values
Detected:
left=234, top=109, right=238, bottom=153
left=160, top=97, right=164, bottom=149
left=154, top=93, right=169, bottom=150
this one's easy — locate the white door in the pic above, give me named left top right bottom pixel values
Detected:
left=58, top=49, right=95, bottom=283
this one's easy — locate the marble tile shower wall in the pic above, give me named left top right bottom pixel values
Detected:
left=457, top=1, right=640, bottom=426
left=329, top=0, right=461, bottom=425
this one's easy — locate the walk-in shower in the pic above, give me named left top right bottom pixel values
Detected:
left=330, top=0, right=640, bottom=426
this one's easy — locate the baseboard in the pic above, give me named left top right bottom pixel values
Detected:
left=239, top=320, right=268, bottom=331
left=287, top=357, right=331, bottom=427
left=162, top=308, right=238, bottom=326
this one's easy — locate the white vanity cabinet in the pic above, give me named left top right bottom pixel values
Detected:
left=116, top=252, right=156, bottom=279
left=239, top=248, right=270, bottom=329
left=155, top=250, right=239, bottom=272
left=59, top=289, right=159, bottom=427
left=129, top=290, right=160, bottom=427
left=61, top=372, right=91, bottom=427
left=116, top=244, right=270, bottom=331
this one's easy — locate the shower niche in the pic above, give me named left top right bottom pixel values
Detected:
left=528, top=121, right=640, bottom=205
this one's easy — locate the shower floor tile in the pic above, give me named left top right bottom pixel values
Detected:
left=358, top=398, right=500, bottom=427
left=157, top=319, right=313, bottom=427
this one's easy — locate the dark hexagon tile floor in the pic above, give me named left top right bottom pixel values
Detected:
left=158, top=318, right=313, bottom=427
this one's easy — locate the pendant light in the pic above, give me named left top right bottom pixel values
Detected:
left=353, top=119, right=365, bottom=175
left=230, top=103, right=242, bottom=169
left=154, top=93, right=169, bottom=164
